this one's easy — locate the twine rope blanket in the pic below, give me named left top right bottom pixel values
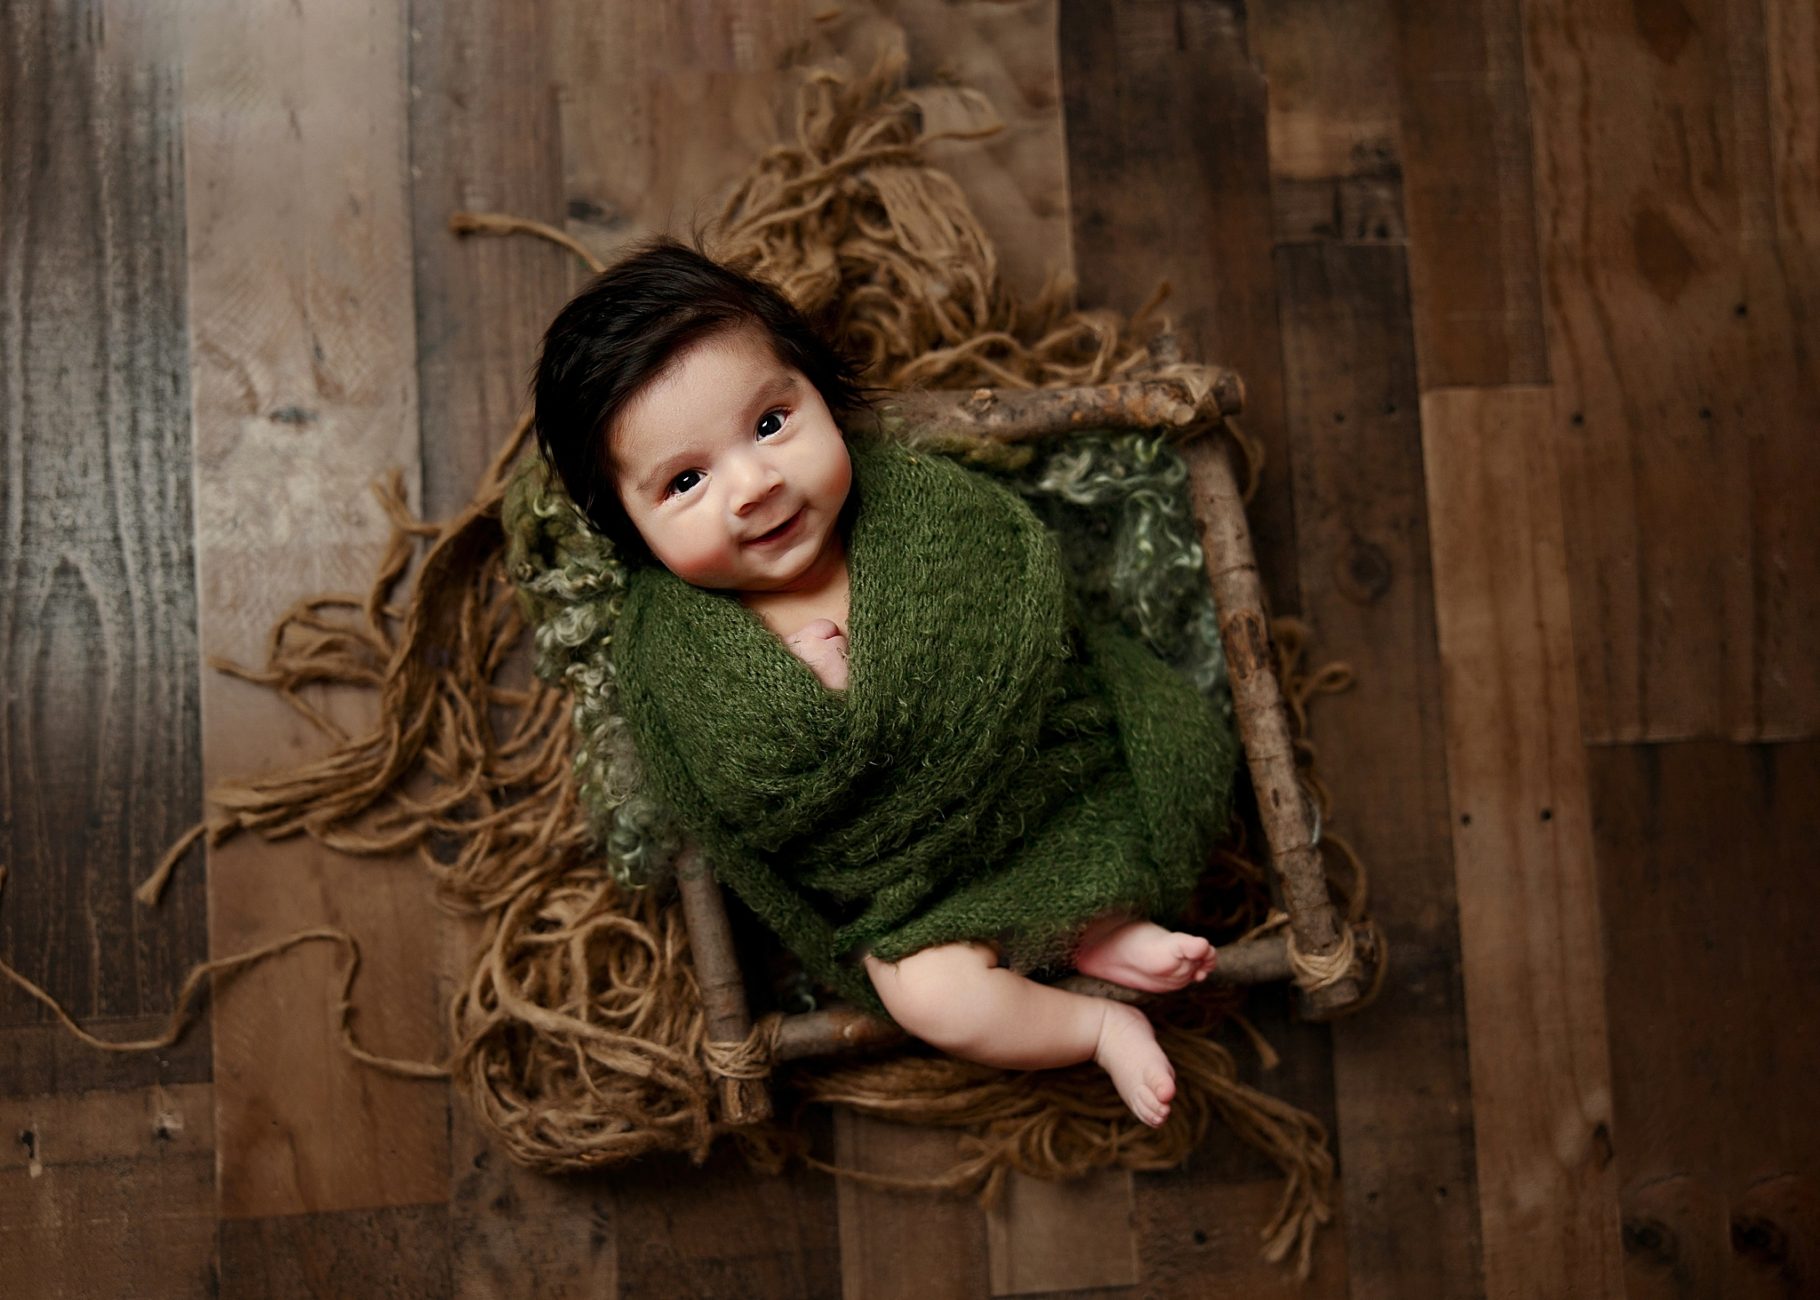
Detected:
left=0, top=51, right=1384, bottom=1282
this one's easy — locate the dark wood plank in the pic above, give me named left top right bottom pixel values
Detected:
left=407, top=4, right=619, bottom=1296
left=1389, top=0, right=1547, bottom=387
left=611, top=1138, right=843, bottom=1300
left=446, top=1119, right=618, bottom=1299
left=833, top=1114, right=992, bottom=1300
left=181, top=0, right=448, bottom=1219
left=1274, top=243, right=1485, bottom=1298
left=1588, top=740, right=1820, bottom=1297
left=1419, top=386, right=1623, bottom=1295
left=1133, top=984, right=1347, bottom=1295
left=407, top=0, right=570, bottom=516
left=1248, top=0, right=1407, bottom=248
left=0, top=1083, right=216, bottom=1299
left=0, top=0, right=207, bottom=1064
left=0, top=1016, right=209, bottom=1100
left=1059, top=0, right=1302, bottom=616
left=985, top=1166, right=1138, bottom=1294
left=217, top=1203, right=452, bottom=1299
left=1523, top=0, right=1820, bottom=741
left=1057, top=6, right=1367, bottom=1290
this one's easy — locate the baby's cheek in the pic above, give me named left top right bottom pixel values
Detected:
left=656, top=532, right=740, bottom=589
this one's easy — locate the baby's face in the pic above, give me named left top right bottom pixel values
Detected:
left=609, top=324, right=852, bottom=594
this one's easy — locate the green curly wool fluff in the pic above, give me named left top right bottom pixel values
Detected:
left=502, top=426, right=1231, bottom=893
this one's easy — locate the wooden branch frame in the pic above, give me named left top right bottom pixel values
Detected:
left=675, top=371, right=1379, bottom=1120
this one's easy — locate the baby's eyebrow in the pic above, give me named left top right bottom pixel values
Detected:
left=755, top=371, right=797, bottom=403
left=633, top=455, right=689, bottom=497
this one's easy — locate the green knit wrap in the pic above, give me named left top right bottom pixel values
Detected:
left=614, top=436, right=1238, bottom=1011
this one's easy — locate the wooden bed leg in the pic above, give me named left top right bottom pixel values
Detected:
left=1188, top=431, right=1368, bottom=1020
left=673, top=847, right=774, bottom=1123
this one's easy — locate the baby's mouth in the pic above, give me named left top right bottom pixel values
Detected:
left=747, top=508, right=803, bottom=546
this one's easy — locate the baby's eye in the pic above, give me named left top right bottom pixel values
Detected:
left=667, top=468, right=703, bottom=497
left=755, top=408, right=787, bottom=439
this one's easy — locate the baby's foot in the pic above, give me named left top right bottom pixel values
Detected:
left=1093, top=1000, right=1176, bottom=1127
left=1074, top=919, right=1217, bottom=993
left=783, top=618, right=849, bottom=691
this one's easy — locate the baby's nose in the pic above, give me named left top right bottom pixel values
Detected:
left=730, top=458, right=784, bottom=512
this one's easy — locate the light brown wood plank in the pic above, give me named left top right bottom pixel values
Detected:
left=0, top=0, right=208, bottom=1056
left=1522, top=0, right=1820, bottom=742
left=834, top=1113, right=991, bottom=1300
left=1418, top=385, right=1622, bottom=1296
left=1390, top=0, right=1547, bottom=387
left=1274, top=243, right=1484, bottom=1299
left=550, top=0, right=812, bottom=260
left=181, top=0, right=448, bottom=1218
left=1587, top=740, right=1820, bottom=1297
left=548, top=8, right=872, bottom=1292
left=0, top=1083, right=216, bottom=1299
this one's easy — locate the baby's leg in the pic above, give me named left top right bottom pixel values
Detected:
left=1072, top=911, right=1217, bottom=993
left=863, top=942, right=1177, bottom=1127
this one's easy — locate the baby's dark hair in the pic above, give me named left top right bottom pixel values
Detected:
left=533, top=236, right=870, bottom=558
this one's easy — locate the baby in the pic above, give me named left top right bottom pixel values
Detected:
left=534, top=238, right=1221, bottom=1127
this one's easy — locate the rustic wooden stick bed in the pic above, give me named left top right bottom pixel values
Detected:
left=676, top=370, right=1384, bottom=1125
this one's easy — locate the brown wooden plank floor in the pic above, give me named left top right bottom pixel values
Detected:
left=3, top=1, right=1815, bottom=1296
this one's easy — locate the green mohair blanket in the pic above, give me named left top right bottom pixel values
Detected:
left=615, top=435, right=1239, bottom=1013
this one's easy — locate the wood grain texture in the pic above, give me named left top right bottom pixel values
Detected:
left=1418, top=385, right=1622, bottom=1296
left=1523, top=0, right=1820, bottom=742
left=0, top=1016, right=210, bottom=1099
left=181, top=0, right=447, bottom=1219
left=1276, top=246, right=1485, bottom=1298
left=0, top=1083, right=216, bottom=1300
left=1249, top=0, right=1407, bottom=248
left=1059, top=0, right=1302, bottom=615
left=985, top=1167, right=1138, bottom=1294
left=1057, top=5, right=1362, bottom=1289
left=1587, top=740, right=1820, bottom=1298
left=834, top=1114, right=991, bottom=1300
left=1390, top=0, right=1547, bottom=387
left=1133, top=984, right=1347, bottom=1297
left=405, top=4, right=614, bottom=1294
left=550, top=0, right=811, bottom=259
left=407, top=0, right=570, bottom=515
left=447, top=1114, right=618, bottom=1300
left=217, top=1203, right=453, bottom=1299
left=612, top=1139, right=842, bottom=1300
left=0, top=0, right=207, bottom=1075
